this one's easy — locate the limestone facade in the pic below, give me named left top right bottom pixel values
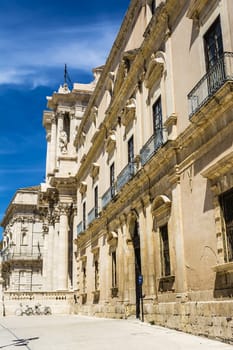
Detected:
left=1, top=187, right=43, bottom=292
left=1, top=0, right=233, bottom=343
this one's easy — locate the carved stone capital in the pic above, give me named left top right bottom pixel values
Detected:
left=58, top=203, right=72, bottom=216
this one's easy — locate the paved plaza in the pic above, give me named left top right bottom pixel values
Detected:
left=0, top=315, right=232, bottom=350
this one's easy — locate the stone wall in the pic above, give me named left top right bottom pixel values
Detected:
left=74, top=299, right=233, bottom=344
left=3, top=291, right=74, bottom=316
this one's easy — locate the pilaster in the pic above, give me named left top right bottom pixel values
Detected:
left=57, top=203, right=71, bottom=291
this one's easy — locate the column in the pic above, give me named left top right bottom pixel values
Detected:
left=44, top=216, right=54, bottom=291
left=57, top=203, right=70, bottom=291
left=45, top=131, right=51, bottom=177
left=53, top=210, right=60, bottom=291
left=56, top=113, right=63, bottom=161
left=50, top=117, right=57, bottom=173
left=145, top=204, right=157, bottom=297
left=172, top=182, right=187, bottom=293
left=42, top=223, right=49, bottom=290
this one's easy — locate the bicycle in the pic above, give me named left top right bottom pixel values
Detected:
left=15, top=303, right=33, bottom=316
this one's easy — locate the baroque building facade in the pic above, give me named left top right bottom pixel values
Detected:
left=1, top=0, right=233, bottom=343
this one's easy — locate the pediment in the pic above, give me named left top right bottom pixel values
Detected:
left=145, top=51, right=165, bottom=89
left=186, top=0, right=212, bottom=20
left=113, top=49, right=139, bottom=96
left=121, top=98, right=136, bottom=127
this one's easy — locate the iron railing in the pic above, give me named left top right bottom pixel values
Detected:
left=188, top=52, right=233, bottom=117
left=77, top=221, right=83, bottom=235
left=88, top=208, right=96, bottom=226
left=140, top=132, right=163, bottom=166
left=116, top=162, right=137, bottom=192
left=101, top=186, right=115, bottom=209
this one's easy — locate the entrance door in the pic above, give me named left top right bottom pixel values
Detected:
left=132, top=221, right=142, bottom=319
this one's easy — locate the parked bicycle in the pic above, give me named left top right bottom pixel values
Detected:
left=15, top=303, right=33, bottom=316
left=33, top=303, right=52, bottom=315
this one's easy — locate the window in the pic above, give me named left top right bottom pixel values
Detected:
left=110, top=163, right=115, bottom=198
left=153, top=97, right=163, bottom=145
left=63, top=113, right=70, bottom=143
left=94, top=186, right=98, bottom=218
left=150, top=0, right=156, bottom=15
left=160, top=224, right=171, bottom=276
left=220, top=189, right=233, bottom=262
left=82, top=261, right=87, bottom=293
left=83, top=202, right=86, bottom=231
left=128, top=136, right=134, bottom=164
left=204, top=16, right=223, bottom=71
left=112, top=251, right=117, bottom=288
left=94, top=259, right=99, bottom=291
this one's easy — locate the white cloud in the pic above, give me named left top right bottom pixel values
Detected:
left=0, top=21, right=119, bottom=87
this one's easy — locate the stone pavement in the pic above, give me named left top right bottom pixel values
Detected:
left=0, top=315, right=232, bottom=350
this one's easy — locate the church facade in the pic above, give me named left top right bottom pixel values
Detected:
left=1, top=0, right=233, bottom=343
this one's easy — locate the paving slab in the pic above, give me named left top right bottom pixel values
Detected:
left=0, top=315, right=232, bottom=350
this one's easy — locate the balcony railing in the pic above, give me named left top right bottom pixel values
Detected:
left=2, top=252, right=42, bottom=262
left=116, top=162, right=137, bottom=192
left=77, top=221, right=83, bottom=235
left=188, top=52, right=233, bottom=117
left=101, top=186, right=115, bottom=209
left=88, top=208, right=96, bottom=226
left=140, top=132, right=163, bottom=166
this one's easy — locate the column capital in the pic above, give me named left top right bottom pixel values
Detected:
left=58, top=203, right=72, bottom=216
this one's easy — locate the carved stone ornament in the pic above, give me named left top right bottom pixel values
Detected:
left=59, top=203, right=71, bottom=215
left=59, top=130, right=68, bottom=154
left=121, top=98, right=136, bottom=127
left=186, top=0, right=210, bottom=20
left=105, top=130, right=116, bottom=154
left=145, top=51, right=166, bottom=89
left=79, top=181, right=87, bottom=195
left=90, top=106, right=98, bottom=125
left=90, top=163, right=100, bottom=179
left=107, top=231, right=118, bottom=247
left=151, top=195, right=171, bottom=229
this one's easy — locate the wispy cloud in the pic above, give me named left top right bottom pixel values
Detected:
left=0, top=20, right=119, bottom=87
left=0, top=168, right=44, bottom=175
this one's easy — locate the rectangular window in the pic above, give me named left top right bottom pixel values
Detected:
left=112, top=251, right=117, bottom=288
left=110, top=163, right=115, bottom=198
left=160, top=224, right=171, bottom=276
left=82, top=261, right=87, bottom=293
left=94, top=259, right=99, bottom=291
left=204, top=16, right=223, bottom=70
left=220, top=189, right=233, bottom=262
left=94, top=186, right=98, bottom=218
left=151, top=0, right=156, bottom=15
left=83, top=202, right=86, bottom=231
left=128, top=136, right=134, bottom=164
left=152, top=97, right=163, bottom=150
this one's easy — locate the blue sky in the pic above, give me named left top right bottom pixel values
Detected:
left=0, top=0, right=130, bottom=238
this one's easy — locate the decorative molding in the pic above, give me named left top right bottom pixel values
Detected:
left=145, top=51, right=165, bottom=89
left=90, top=106, right=98, bottom=125
left=105, top=130, right=116, bottom=154
left=186, top=0, right=210, bottom=20
left=90, top=163, right=100, bottom=179
left=121, top=98, right=136, bottom=127
left=79, top=181, right=87, bottom=195
left=151, top=195, right=171, bottom=229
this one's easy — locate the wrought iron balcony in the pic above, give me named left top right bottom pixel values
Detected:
left=77, top=221, right=84, bottom=235
left=101, top=186, right=115, bottom=209
left=140, top=132, right=163, bottom=166
left=188, top=52, right=233, bottom=117
left=116, top=162, right=137, bottom=192
left=88, top=208, right=96, bottom=226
